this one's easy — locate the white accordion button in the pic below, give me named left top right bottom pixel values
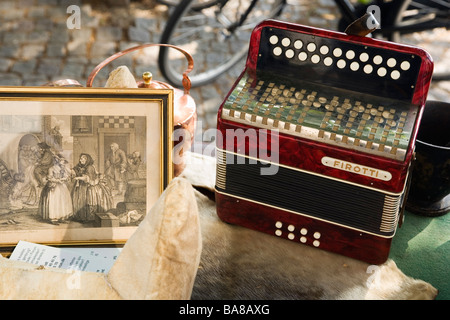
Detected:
left=333, top=47, right=342, bottom=57
left=273, top=47, right=282, bottom=56
left=387, top=58, right=397, bottom=67
left=323, top=57, right=333, bottom=66
left=311, top=54, right=320, bottom=64
left=337, top=59, right=346, bottom=69
left=401, top=60, right=411, bottom=71
left=307, top=42, right=316, bottom=52
left=298, top=52, right=308, bottom=61
left=359, top=52, right=369, bottom=62
left=364, top=64, right=373, bottom=74
left=319, top=45, right=329, bottom=55
left=391, top=70, right=401, bottom=80
left=281, top=37, right=291, bottom=47
left=269, top=35, right=279, bottom=45
left=373, top=55, right=383, bottom=65
left=350, top=61, right=359, bottom=71
left=346, top=50, right=355, bottom=59
left=285, top=49, right=294, bottom=59
left=377, top=67, right=387, bottom=77
left=294, top=40, right=303, bottom=49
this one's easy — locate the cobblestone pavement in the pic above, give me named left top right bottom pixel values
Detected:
left=0, top=0, right=448, bottom=139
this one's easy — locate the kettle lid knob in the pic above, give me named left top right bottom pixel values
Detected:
left=142, top=71, right=152, bottom=85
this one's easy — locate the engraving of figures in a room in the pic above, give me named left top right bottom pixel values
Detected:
left=0, top=114, right=147, bottom=230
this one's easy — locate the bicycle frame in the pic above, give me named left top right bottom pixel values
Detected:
left=336, top=0, right=449, bottom=37
left=335, top=0, right=359, bottom=21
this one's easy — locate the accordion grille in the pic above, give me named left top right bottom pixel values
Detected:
left=215, top=149, right=401, bottom=237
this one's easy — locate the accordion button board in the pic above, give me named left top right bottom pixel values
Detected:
left=215, top=20, right=433, bottom=264
left=221, top=71, right=417, bottom=161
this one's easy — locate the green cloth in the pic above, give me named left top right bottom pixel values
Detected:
left=390, top=211, right=449, bottom=300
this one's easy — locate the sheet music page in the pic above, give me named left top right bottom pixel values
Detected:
left=9, top=240, right=121, bottom=274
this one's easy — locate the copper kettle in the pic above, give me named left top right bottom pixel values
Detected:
left=86, top=44, right=197, bottom=176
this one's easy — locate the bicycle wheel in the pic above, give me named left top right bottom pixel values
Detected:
left=389, top=0, right=450, bottom=80
left=158, top=0, right=286, bottom=88
left=156, top=0, right=219, bottom=11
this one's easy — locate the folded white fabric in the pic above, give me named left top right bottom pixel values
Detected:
left=105, top=65, right=138, bottom=88
left=0, top=177, right=202, bottom=299
left=108, top=177, right=202, bottom=299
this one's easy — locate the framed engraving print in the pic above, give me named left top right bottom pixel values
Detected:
left=0, top=87, right=173, bottom=248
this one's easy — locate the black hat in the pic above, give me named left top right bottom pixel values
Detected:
left=37, top=142, right=51, bottom=149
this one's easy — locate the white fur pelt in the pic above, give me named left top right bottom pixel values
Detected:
left=181, top=152, right=438, bottom=300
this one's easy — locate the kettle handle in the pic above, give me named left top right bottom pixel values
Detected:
left=86, top=43, right=194, bottom=94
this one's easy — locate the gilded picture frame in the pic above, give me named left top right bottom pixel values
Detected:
left=0, top=87, right=173, bottom=249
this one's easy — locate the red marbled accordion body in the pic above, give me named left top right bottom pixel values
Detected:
left=216, top=118, right=397, bottom=264
left=215, top=20, right=433, bottom=264
left=215, top=193, right=393, bottom=264
left=217, top=117, right=409, bottom=194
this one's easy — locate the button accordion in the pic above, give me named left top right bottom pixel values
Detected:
left=215, top=20, right=433, bottom=264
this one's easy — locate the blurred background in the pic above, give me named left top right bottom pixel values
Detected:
left=0, top=0, right=448, bottom=137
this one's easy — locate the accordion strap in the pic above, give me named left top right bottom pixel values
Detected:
left=345, top=12, right=379, bottom=37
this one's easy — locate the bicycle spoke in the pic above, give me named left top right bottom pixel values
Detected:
left=179, top=13, right=208, bottom=22
left=159, top=0, right=286, bottom=87
left=398, top=12, right=436, bottom=26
